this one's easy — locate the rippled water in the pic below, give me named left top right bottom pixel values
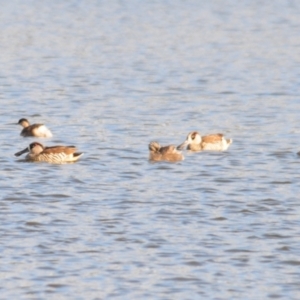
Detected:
left=1, top=1, right=300, bottom=299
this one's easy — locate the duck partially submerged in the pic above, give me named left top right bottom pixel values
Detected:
left=18, top=118, right=53, bottom=138
left=15, top=142, right=83, bottom=164
left=149, top=141, right=184, bottom=162
left=178, top=131, right=232, bottom=151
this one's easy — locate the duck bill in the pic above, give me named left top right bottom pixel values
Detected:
left=177, top=140, right=189, bottom=150
left=14, top=147, right=29, bottom=157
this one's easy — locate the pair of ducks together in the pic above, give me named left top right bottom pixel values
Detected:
left=15, top=118, right=83, bottom=164
left=15, top=118, right=232, bottom=164
left=149, top=132, right=232, bottom=162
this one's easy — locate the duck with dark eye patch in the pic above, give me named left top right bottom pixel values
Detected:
left=18, top=118, right=53, bottom=138
left=177, top=131, right=232, bottom=151
left=148, top=141, right=184, bottom=162
left=15, top=142, right=83, bottom=164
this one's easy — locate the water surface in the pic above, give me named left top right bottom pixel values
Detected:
left=0, top=1, right=300, bottom=299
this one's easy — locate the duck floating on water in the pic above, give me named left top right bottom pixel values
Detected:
left=15, top=142, right=83, bottom=164
left=178, top=131, right=232, bottom=151
left=149, top=141, right=184, bottom=162
left=18, top=118, right=53, bottom=138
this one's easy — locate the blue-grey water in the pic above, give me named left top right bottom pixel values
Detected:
left=1, top=1, right=300, bottom=299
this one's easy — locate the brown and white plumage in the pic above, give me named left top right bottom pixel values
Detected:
left=178, top=131, right=232, bottom=151
left=15, top=142, right=83, bottom=164
left=18, top=118, right=53, bottom=138
left=149, top=141, right=184, bottom=162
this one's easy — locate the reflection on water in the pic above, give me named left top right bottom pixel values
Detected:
left=1, top=1, right=300, bottom=299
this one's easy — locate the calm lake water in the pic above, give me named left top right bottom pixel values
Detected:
left=1, top=1, right=300, bottom=299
